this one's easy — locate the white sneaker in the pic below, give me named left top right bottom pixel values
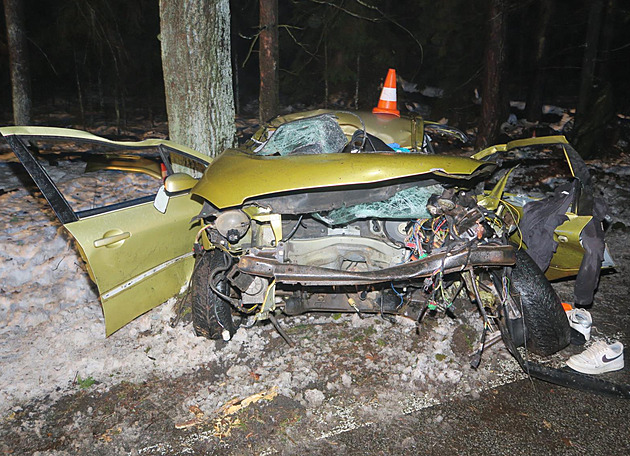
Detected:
left=566, top=308, right=592, bottom=341
left=566, top=341, right=624, bottom=374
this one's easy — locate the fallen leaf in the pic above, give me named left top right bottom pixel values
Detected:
left=216, top=397, right=242, bottom=415
left=189, top=405, right=204, bottom=418
left=175, top=405, right=207, bottom=429
left=176, top=388, right=279, bottom=432
left=175, top=418, right=203, bottom=430
left=216, top=386, right=278, bottom=417
left=543, top=420, right=552, bottom=430
left=249, top=371, right=261, bottom=381
left=101, top=434, right=113, bottom=443
left=561, top=437, right=573, bottom=447
left=99, top=426, right=122, bottom=442
left=212, top=415, right=242, bottom=439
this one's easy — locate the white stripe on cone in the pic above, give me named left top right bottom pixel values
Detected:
left=379, top=87, right=397, bottom=102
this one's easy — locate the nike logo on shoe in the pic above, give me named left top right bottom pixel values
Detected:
left=602, top=353, right=622, bottom=363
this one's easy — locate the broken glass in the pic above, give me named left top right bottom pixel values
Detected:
left=315, top=184, right=442, bottom=226
left=257, top=114, right=347, bottom=156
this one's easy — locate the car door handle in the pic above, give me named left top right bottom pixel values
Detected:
left=94, top=231, right=131, bottom=248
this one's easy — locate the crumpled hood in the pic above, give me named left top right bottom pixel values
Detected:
left=191, top=149, right=496, bottom=209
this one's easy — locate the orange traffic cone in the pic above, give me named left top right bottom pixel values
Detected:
left=372, top=68, right=400, bottom=117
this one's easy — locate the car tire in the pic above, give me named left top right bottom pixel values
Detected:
left=510, top=248, right=571, bottom=356
left=191, top=250, right=237, bottom=340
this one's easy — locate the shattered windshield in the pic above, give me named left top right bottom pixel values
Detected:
left=254, top=114, right=347, bottom=156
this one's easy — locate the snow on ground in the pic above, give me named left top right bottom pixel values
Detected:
left=2, top=141, right=628, bottom=431
left=0, top=158, right=529, bottom=421
left=0, top=176, right=222, bottom=409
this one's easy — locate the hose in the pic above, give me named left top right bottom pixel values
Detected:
left=281, top=215, right=304, bottom=242
left=209, top=252, right=235, bottom=304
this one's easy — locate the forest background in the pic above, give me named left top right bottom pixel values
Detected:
left=1, top=0, right=629, bottom=157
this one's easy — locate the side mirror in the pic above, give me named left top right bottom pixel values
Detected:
left=164, top=172, right=198, bottom=194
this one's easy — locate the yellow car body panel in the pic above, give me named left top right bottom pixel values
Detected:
left=547, top=215, right=592, bottom=280
left=499, top=195, right=594, bottom=282
left=63, top=192, right=202, bottom=335
left=507, top=211, right=592, bottom=281
left=192, top=148, right=496, bottom=209
left=0, top=126, right=210, bottom=335
left=471, top=135, right=570, bottom=160
left=0, top=125, right=208, bottom=159
left=473, top=135, right=601, bottom=281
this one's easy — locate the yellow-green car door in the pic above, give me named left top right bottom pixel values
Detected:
left=65, top=191, right=203, bottom=335
left=1, top=127, right=210, bottom=335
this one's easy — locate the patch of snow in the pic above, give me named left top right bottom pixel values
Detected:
left=304, top=389, right=325, bottom=407
left=0, top=149, right=604, bottom=437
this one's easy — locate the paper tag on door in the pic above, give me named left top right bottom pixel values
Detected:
left=153, top=185, right=169, bottom=213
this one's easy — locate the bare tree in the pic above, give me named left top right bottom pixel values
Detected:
left=3, top=0, right=31, bottom=125
left=159, top=0, right=235, bottom=157
left=598, top=0, right=617, bottom=83
left=576, top=0, right=604, bottom=121
left=476, top=0, right=508, bottom=149
left=525, top=0, right=554, bottom=122
left=572, top=0, right=610, bottom=158
left=259, top=0, right=279, bottom=123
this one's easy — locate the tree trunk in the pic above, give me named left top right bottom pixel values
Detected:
left=3, top=0, right=31, bottom=125
left=525, top=0, right=554, bottom=122
left=597, top=0, right=616, bottom=86
left=232, top=19, right=240, bottom=116
left=476, top=0, right=508, bottom=149
left=576, top=0, right=604, bottom=121
left=159, top=0, right=235, bottom=158
left=258, top=0, right=279, bottom=124
left=572, top=0, right=606, bottom=157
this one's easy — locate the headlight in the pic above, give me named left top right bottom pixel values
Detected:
left=215, top=210, right=250, bottom=243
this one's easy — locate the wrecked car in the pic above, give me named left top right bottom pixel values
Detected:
left=0, top=111, right=613, bottom=370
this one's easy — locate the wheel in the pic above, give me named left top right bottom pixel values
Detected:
left=509, top=248, right=571, bottom=356
left=191, top=249, right=237, bottom=340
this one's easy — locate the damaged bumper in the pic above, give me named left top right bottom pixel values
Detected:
left=237, top=244, right=515, bottom=286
